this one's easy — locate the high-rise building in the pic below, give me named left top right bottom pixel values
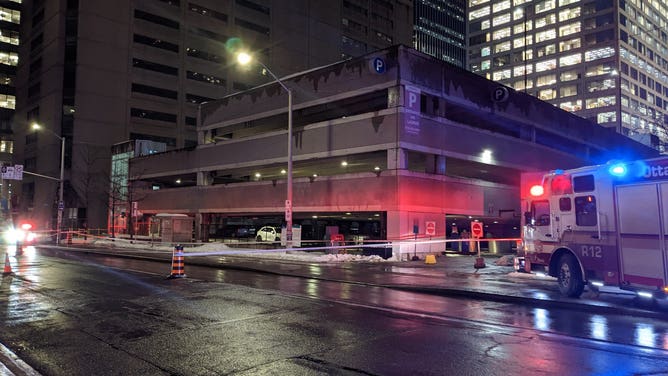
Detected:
left=0, top=0, right=20, bottom=218
left=413, top=0, right=467, bottom=67
left=467, top=0, right=668, bottom=152
left=13, top=0, right=413, bottom=232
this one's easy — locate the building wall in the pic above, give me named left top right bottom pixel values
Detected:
left=13, top=0, right=415, bottom=232
left=130, top=46, right=657, bottom=250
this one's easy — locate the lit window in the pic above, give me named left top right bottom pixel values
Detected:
left=559, top=0, right=580, bottom=5
left=514, top=64, right=533, bottom=76
left=495, top=41, right=511, bottom=53
left=0, top=7, right=20, bottom=23
left=512, top=7, right=524, bottom=21
left=481, top=19, right=490, bottom=29
left=597, top=111, right=616, bottom=123
left=535, top=59, right=556, bottom=72
left=493, top=69, right=512, bottom=80
left=470, top=6, right=490, bottom=20
left=0, top=52, right=18, bottom=66
left=559, top=38, right=580, bottom=52
left=535, top=29, right=556, bottom=42
left=514, top=0, right=531, bottom=5
left=513, top=21, right=532, bottom=34
left=513, top=35, right=533, bottom=48
left=585, top=63, right=615, bottom=77
left=558, top=7, right=580, bottom=21
left=587, top=79, right=616, bottom=92
left=535, top=13, right=556, bottom=29
left=481, top=46, right=491, bottom=57
left=536, top=44, right=556, bottom=57
left=535, top=0, right=556, bottom=14
left=513, top=79, right=533, bottom=90
left=585, top=46, right=616, bottom=62
left=469, top=0, right=490, bottom=5
left=539, top=88, right=556, bottom=100
left=559, top=53, right=581, bottom=66
left=0, top=94, right=15, bottom=109
left=536, top=74, right=556, bottom=87
left=559, top=22, right=581, bottom=37
left=559, top=85, right=577, bottom=97
left=493, top=27, right=512, bottom=39
left=481, top=60, right=491, bottom=70
left=560, top=70, right=579, bottom=81
left=492, top=13, right=511, bottom=26
left=586, top=96, right=616, bottom=109
left=560, top=100, right=582, bottom=111
left=492, top=0, right=511, bottom=12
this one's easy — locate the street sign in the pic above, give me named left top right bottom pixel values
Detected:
left=0, top=164, right=23, bottom=180
left=471, top=221, right=483, bottom=238
left=58, top=201, right=64, bottom=210
left=425, top=221, right=436, bottom=236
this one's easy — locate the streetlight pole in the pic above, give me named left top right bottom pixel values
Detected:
left=237, top=53, right=293, bottom=247
left=57, top=135, right=64, bottom=244
left=32, top=123, right=65, bottom=244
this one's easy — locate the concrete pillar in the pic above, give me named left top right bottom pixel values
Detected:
left=387, top=148, right=407, bottom=170
left=197, top=171, right=212, bottom=186
left=195, top=212, right=202, bottom=242
left=436, top=155, right=446, bottom=175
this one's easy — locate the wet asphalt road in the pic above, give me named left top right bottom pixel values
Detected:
left=1, top=245, right=668, bottom=375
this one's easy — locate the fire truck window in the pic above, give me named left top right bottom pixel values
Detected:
left=573, top=175, right=595, bottom=192
left=559, top=197, right=571, bottom=211
left=531, top=200, right=550, bottom=226
left=575, top=195, right=597, bottom=226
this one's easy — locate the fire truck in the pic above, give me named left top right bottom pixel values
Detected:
left=517, top=156, right=668, bottom=299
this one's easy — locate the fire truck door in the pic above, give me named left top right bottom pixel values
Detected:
left=616, top=183, right=667, bottom=289
left=530, top=200, right=554, bottom=241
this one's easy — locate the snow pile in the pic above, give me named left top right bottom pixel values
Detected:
left=494, top=255, right=515, bottom=266
left=85, top=237, right=388, bottom=263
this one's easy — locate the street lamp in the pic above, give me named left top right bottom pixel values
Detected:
left=32, top=122, right=65, bottom=244
left=236, top=52, right=293, bottom=247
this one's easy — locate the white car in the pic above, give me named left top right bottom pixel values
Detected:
left=256, top=226, right=280, bottom=242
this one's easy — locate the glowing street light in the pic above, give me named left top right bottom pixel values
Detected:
left=237, top=51, right=294, bottom=247
left=32, top=122, right=65, bottom=244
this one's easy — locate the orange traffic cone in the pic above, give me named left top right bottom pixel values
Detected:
left=3, top=253, right=12, bottom=275
left=168, top=245, right=186, bottom=278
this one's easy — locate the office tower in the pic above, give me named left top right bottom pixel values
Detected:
left=413, top=0, right=467, bottom=67
left=0, top=0, right=19, bottom=219
left=13, top=0, right=413, bottom=232
left=468, top=0, right=668, bottom=151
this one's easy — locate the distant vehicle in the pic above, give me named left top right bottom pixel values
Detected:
left=256, top=226, right=280, bottom=242
left=4, top=222, right=38, bottom=245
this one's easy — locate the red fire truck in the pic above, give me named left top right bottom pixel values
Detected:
left=516, top=156, right=668, bottom=299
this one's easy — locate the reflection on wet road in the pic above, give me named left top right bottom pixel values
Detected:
left=10, top=246, right=668, bottom=353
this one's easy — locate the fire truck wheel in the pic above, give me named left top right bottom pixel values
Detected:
left=557, top=254, right=584, bottom=298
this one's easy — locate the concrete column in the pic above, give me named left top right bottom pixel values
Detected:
left=197, top=171, right=212, bottom=186
left=387, top=148, right=407, bottom=170
left=195, top=212, right=202, bottom=242
left=436, top=155, right=446, bottom=175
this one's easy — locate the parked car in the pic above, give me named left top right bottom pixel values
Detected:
left=256, top=226, right=280, bottom=242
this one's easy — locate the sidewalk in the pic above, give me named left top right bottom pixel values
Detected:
left=56, top=241, right=668, bottom=320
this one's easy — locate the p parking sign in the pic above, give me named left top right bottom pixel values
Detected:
left=371, top=57, right=386, bottom=74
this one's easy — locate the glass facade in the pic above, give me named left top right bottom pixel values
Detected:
left=414, top=0, right=466, bottom=67
left=468, top=0, right=668, bottom=151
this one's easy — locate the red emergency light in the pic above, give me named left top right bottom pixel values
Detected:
left=529, top=185, right=544, bottom=197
